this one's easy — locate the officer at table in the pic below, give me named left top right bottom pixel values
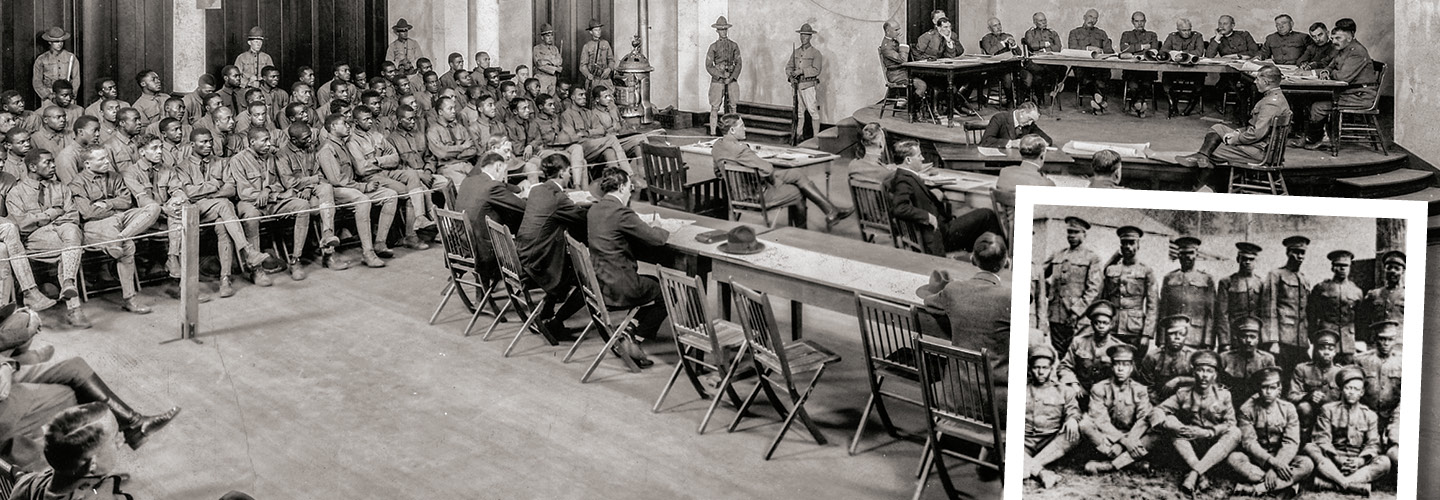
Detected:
left=978, top=18, right=1021, bottom=104
left=1117, top=12, right=1159, bottom=117
left=1260, top=14, right=1309, bottom=65
left=911, top=15, right=972, bottom=117
left=1160, top=18, right=1205, bottom=116
left=1295, top=21, right=1379, bottom=151
left=1067, top=9, right=1115, bottom=114
left=1176, top=65, right=1289, bottom=191
left=1022, top=13, right=1065, bottom=107
left=1206, top=15, right=1259, bottom=116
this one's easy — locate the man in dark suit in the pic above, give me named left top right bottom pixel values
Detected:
left=454, top=152, right=527, bottom=281
left=517, top=155, right=588, bottom=341
left=917, top=232, right=1011, bottom=416
left=977, top=102, right=1053, bottom=148
left=587, top=167, right=671, bottom=366
left=712, top=114, right=852, bottom=227
left=885, top=141, right=1003, bottom=256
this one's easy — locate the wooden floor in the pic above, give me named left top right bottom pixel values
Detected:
left=35, top=177, right=997, bottom=499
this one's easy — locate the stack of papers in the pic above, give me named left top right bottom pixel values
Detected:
left=976, top=147, right=1006, bottom=157
left=566, top=191, right=597, bottom=204
left=1062, top=140, right=1150, bottom=159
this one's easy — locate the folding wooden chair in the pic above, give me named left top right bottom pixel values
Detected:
left=482, top=218, right=558, bottom=354
left=640, top=142, right=726, bottom=218
left=427, top=208, right=502, bottom=336
left=727, top=281, right=841, bottom=460
left=720, top=159, right=807, bottom=229
left=912, top=335, right=1005, bottom=500
left=847, top=175, right=894, bottom=245
left=1335, top=60, right=1388, bottom=156
left=652, top=267, right=748, bottom=433
left=850, top=294, right=927, bottom=455
left=891, top=218, right=926, bottom=254
left=1228, top=113, right=1294, bottom=195
left=562, top=234, right=643, bottom=382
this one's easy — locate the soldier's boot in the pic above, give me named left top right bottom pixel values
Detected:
left=1176, top=132, right=1222, bottom=170
left=72, top=373, right=181, bottom=450
left=1109, top=451, right=1137, bottom=470
left=1083, top=460, right=1114, bottom=474
left=1312, top=476, right=1338, bottom=491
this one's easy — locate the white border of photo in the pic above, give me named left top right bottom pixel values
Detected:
left=1003, top=186, right=1427, bottom=498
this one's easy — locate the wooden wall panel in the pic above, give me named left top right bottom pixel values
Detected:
left=76, top=0, right=170, bottom=104
left=0, top=0, right=74, bottom=108
left=533, top=0, right=613, bottom=88
left=206, top=0, right=387, bottom=94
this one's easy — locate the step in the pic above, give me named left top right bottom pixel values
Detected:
left=1384, top=186, right=1440, bottom=216
left=737, top=101, right=796, bottom=117
left=1334, top=168, right=1435, bottom=198
left=739, top=112, right=793, bottom=127
left=742, top=126, right=792, bottom=138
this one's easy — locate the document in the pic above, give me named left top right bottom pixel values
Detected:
left=977, top=147, right=1006, bottom=157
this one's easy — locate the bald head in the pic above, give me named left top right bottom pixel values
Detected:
left=1084, top=9, right=1099, bottom=27
left=1177, top=18, right=1193, bottom=32
left=1033, top=12, right=1048, bottom=29
left=987, top=17, right=1003, bottom=33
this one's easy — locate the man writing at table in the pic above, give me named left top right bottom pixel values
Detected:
left=885, top=141, right=1004, bottom=257
left=712, top=114, right=852, bottom=228
left=978, top=102, right=1052, bottom=149
left=1295, top=21, right=1379, bottom=151
left=1177, top=66, right=1289, bottom=191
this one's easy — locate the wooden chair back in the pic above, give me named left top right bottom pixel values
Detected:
left=891, top=218, right=926, bottom=253
left=731, top=282, right=794, bottom=388
left=721, top=159, right=768, bottom=210
left=435, top=208, right=478, bottom=276
left=565, top=234, right=618, bottom=336
left=1344, top=61, right=1385, bottom=114
left=855, top=294, right=924, bottom=384
left=847, top=175, right=893, bottom=244
left=1259, top=112, right=1293, bottom=168
left=640, top=142, right=689, bottom=209
left=915, top=336, right=1005, bottom=472
left=658, top=267, right=727, bottom=367
left=485, top=218, right=528, bottom=296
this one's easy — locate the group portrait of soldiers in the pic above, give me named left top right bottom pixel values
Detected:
left=1024, top=215, right=1405, bottom=497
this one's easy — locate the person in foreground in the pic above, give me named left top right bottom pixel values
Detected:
left=885, top=141, right=1003, bottom=257
left=1304, top=366, right=1390, bottom=494
left=1152, top=349, right=1240, bottom=495
left=1024, top=343, right=1080, bottom=488
left=587, top=167, right=670, bottom=367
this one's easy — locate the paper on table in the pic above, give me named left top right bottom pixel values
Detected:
left=1057, top=48, right=1103, bottom=59
left=977, top=147, right=1006, bottom=157
left=566, top=190, right=597, bottom=204
left=1063, top=140, right=1150, bottom=159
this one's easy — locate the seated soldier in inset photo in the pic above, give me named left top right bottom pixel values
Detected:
left=1078, top=344, right=1159, bottom=474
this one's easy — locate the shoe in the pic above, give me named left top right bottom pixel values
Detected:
left=252, top=270, right=272, bottom=287
left=825, top=206, right=855, bottom=226
left=1083, top=461, right=1113, bottom=474
left=244, top=248, right=272, bottom=269
left=1302, top=140, right=1325, bottom=151
left=320, top=234, right=341, bottom=249
left=1347, top=483, right=1371, bottom=496
left=323, top=253, right=352, bottom=271
left=1038, top=470, right=1061, bottom=488
left=415, top=216, right=436, bottom=230
left=402, top=236, right=429, bottom=250
left=22, top=288, right=56, bottom=312
left=362, top=251, right=386, bottom=268
left=121, top=297, right=152, bottom=315
left=121, top=407, right=181, bottom=450
left=288, top=259, right=306, bottom=281
left=60, top=279, right=79, bottom=300
left=65, top=308, right=92, bottom=329
left=1287, top=138, right=1309, bottom=149
left=374, top=246, right=394, bottom=258
left=218, top=277, right=236, bottom=298
left=541, top=319, right=579, bottom=342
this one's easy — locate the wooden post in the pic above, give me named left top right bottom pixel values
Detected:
left=179, top=203, right=202, bottom=344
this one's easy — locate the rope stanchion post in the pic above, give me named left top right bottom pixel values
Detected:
left=178, top=204, right=202, bottom=344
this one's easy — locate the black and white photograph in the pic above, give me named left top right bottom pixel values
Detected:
left=1006, top=188, right=1425, bottom=500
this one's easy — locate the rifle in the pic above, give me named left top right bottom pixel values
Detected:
left=791, top=42, right=800, bottom=145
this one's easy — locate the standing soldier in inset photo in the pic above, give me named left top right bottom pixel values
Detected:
left=579, top=19, right=615, bottom=93
left=33, top=27, right=81, bottom=103
left=1262, top=235, right=1311, bottom=369
left=1101, top=226, right=1157, bottom=355
left=706, top=16, right=741, bottom=136
left=1219, top=315, right=1277, bottom=410
left=1043, top=216, right=1102, bottom=355
left=786, top=24, right=822, bottom=142
left=1309, top=249, right=1363, bottom=364
left=1158, top=236, right=1215, bottom=351
left=1356, top=250, right=1404, bottom=349
left=1215, top=242, right=1263, bottom=352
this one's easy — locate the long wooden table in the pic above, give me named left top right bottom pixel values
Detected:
left=677, top=140, right=841, bottom=196
left=903, top=56, right=1024, bottom=126
left=932, top=144, right=1198, bottom=190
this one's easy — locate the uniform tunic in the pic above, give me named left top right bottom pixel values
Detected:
left=1220, top=350, right=1277, bottom=405
left=234, top=51, right=275, bottom=88
left=1309, top=278, right=1363, bottom=353
left=1102, top=261, right=1159, bottom=343
left=879, top=36, right=908, bottom=85
left=31, top=50, right=80, bottom=101
left=1206, top=30, right=1259, bottom=58
left=1215, top=271, right=1263, bottom=344
left=1140, top=345, right=1194, bottom=400
left=1057, top=329, right=1129, bottom=390
left=1262, top=267, right=1309, bottom=348
left=785, top=45, right=822, bottom=91
left=1313, top=401, right=1381, bottom=458
left=1353, top=351, right=1401, bottom=415
left=1118, top=29, right=1159, bottom=55
left=1357, top=284, right=1404, bottom=343
left=1298, top=40, right=1337, bottom=68
left=1210, top=87, right=1291, bottom=164
left=1239, top=396, right=1301, bottom=460
left=1067, top=26, right=1113, bottom=52
left=1022, top=28, right=1062, bottom=53
left=579, top=39, right=616, bottom=88
left=1043, top=245, right=1102, bottom=327
left=386, top=38, right=425, bottom=71
left=911, top=29, right=962, bottom=60
left=1158, top=384, right=1237, bottom=434
left=1288, top=362, right=1343, bottom=408
left=1026, top=378, right=1079, bottom=443
left=980, top=32, right=1019, bottom=56
left=1089, top=377, right=1152, bottom=433
left=1261, top=31, right=1310, bottom=64
left=1161, top=32, right=1204, bottom=55
left=1159, top=268, right=1215, bottom=347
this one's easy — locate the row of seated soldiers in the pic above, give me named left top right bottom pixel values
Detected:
left=1040, top=219, right=1406, bottom=374
left=1025, top=298, right=1401, bottom=496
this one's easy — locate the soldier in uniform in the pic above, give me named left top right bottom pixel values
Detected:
left=1021, top=13, right=1064, bottom=107
left=32, top=27, right=80, bottom=102
left=1176, top=65, right=1289, bottom=191
left=386, top=19, right=424, bottom=77
left=1304, top=366, right=1390, bottom=495
left=1024, top=344, right=1080, bottom=489
left=910, top=15, right=971, bottom=117
left=1160, top=18, right=1205, bottom=116
left=878, top=22, right=908, bottom=103
left=1151, top=350, right=1241, bottom=495
left=1219, top=315, right=1277, bottom=412
left=1079, top=344, right=1157, bottom=474
left=1206, top=15, right=1259, bottom=116
left=1262, top=235, right=1311, bottom=370
left=786, top=24, right=822, bottom=142
left=1260, top=14, right=1309, bottom=65
left=1158, top=236, right=1215, bottom=350
left=1309, top=250, right=1364, bottom=363
left=1215, top=241, right=1263, bottom=352
left=1353, top=320, right=1400, bottom=424
left=978, top=18, right=1021, bottom=104
left=1067, top=9, right=1114, bottom=114
left=1288, top=329, right=1344, bottom=434
left=1356, top=250, right=1404, bottom=348
left=705, top=17, right=742, bottom=136
left=1042, top=216, right=1102, bottom=354
left=579, top=19, right=615, bottom=93
left=1056, top=300, right=1128, bottom=399
left=1140, top=315, right=1195, bottom=403
left=1117, top=12, right=1159, bottom=117
left=532, top=24, right=563, bottom=96
left=1227, top=366, right=1314, bottom=497
left=1101, top=225, right=1157, bottom=354
left=234, top=27, right=274, bottom=88
left=1296, top=22, right=1380, bottom=150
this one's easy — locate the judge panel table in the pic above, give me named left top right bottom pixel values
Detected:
left=903, top=56, right=1024, bottom=125
left=932, top=144, right=1199, bottom=190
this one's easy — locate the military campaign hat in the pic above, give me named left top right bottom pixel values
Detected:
left=1282, top=235, right=1310, bottom=249
left=247, top=26, right=266, bottom=40
left=1116, top=226, right=1144, bottom=240
left=41, top=27, right=71, bottom=42
left=539, top=23, right=555, bottom=35
left=1064, top=216, right=1091, bottom=231
left=796, top=23, right=817, bottom=34
left=1235, top=242, right=1262, bottom=255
